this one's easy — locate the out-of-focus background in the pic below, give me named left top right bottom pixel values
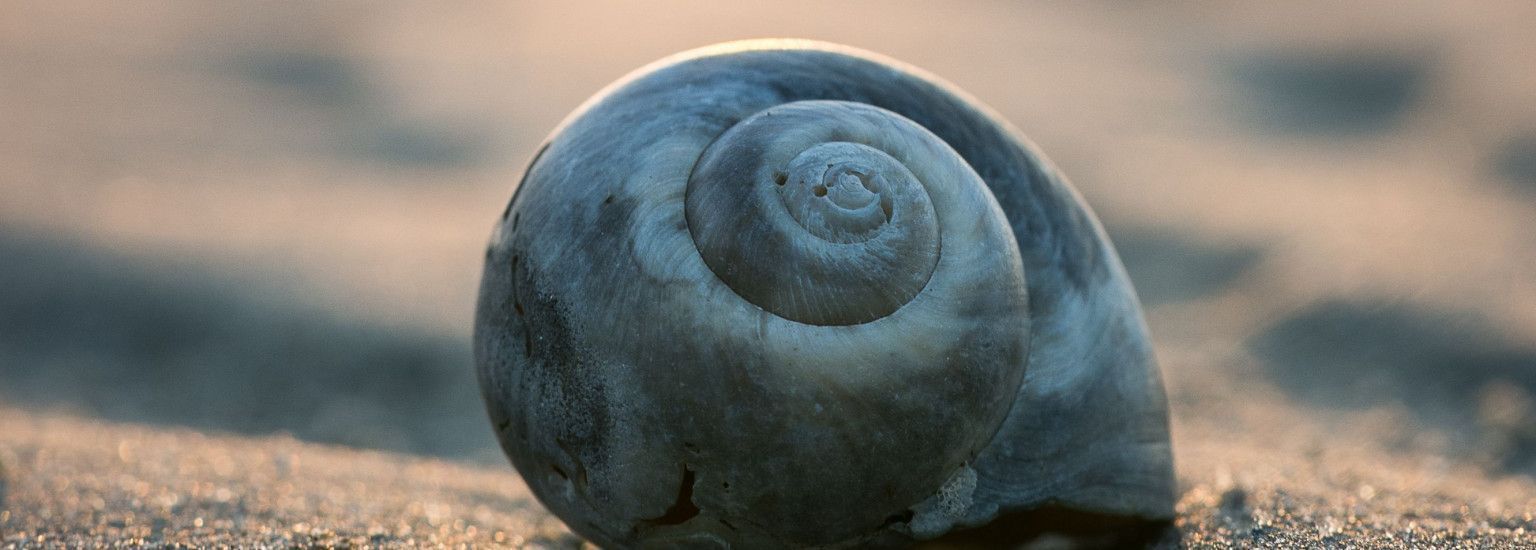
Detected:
left=2, top=1, right=1535, bottom=546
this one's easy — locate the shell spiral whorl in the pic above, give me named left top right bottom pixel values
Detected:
left=687, top=100, right=953, bottom=325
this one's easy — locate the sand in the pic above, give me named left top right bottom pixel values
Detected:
left=0, top=405, right=576, bottom=548
left=3, top=402, right=1534, bottom=548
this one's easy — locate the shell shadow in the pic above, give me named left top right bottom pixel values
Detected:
left=916, top=506, right=1177, bottom=549
left=1228, top=50, right=1430, bottom=136
left=0, top=229, right=493, bottom=461
left=1250, top=300, right=1536, bottom=475
left=1107, top=227, right=1264, bottom=307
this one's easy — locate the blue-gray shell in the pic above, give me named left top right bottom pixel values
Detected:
left=474, top=40, right=1174, bottom=548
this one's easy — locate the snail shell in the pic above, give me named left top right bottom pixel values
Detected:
left=475, top=40, right=1174, bottom=547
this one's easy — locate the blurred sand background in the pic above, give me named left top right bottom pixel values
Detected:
left=2, top=1, right=1536, bottom=547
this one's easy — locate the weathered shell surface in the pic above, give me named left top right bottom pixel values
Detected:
left=474, top=40, right=1174, bottom=548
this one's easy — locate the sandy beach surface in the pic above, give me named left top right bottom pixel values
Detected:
left=3, top=2, right=1536, bottom=547
left=3, top=399, right=1534, bottom=547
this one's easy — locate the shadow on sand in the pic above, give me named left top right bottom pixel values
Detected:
left=1229, top=50, right=1430, bottom=136
left=0, top=229, right=495, bottom=461
left=1108, top=227, right=1265, bottom=307
left=1252, top=300, right=1536, bottom=475
left=1495, top=131, right=1536, bottom=194
left=222, top=49, right=490, bottom=169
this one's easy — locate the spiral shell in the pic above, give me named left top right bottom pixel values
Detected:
left=475, top=40, right=1174, bottom=547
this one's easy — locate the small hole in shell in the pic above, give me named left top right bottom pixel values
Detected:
left=813, top=185, right=827, bottom=197
left=773, top=172, right=787, bottom=186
